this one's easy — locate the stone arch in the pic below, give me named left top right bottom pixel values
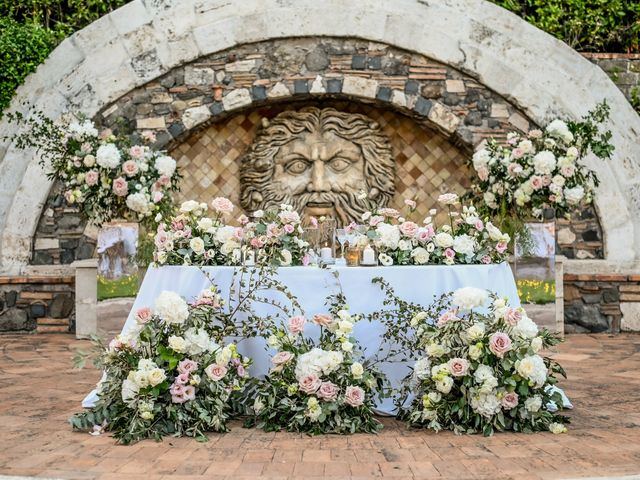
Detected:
left=0, top=0, right=638, bottom=273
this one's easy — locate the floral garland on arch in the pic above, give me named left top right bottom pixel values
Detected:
left=246, top=305, right=383, bottom=434
left=153, top=198, right=243, bottom=266
left=403, top=287, right=568, bottom=436
left=468, top=101, right=613, bottom=221
left=8, top=112, right=180, bottom=228
left=69, top=288, right=251, bottom=444
left=356, top=193, right=510, bottom=266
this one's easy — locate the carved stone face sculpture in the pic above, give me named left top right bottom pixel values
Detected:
left=240, top=107, right=395, bottom=225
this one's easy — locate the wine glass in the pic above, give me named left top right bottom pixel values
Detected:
left=336, top=228, right=347, bottom=259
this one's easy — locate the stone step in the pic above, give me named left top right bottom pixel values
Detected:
left=37, top=324, right=69, bottom=333
left=37, top=317, right=69, bottom=326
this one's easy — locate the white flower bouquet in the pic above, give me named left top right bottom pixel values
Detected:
left=403, top=287, right=568, bottom=435
left=468, top=102, right=613, bottom=220
left=70, top=288, right=251, bottom=443
left=153, top=198, right=243, bottom=266
left=357, top=194, right=510, bottom=266
left=247, top=306, right=383, bottom=434
left=10, top=113, right=180, bottom=227
left=242, top=204, right=310, bottom=266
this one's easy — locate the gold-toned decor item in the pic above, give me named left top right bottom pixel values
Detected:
left=345, top=246, right=361, bottom=266
left=239, top=107, right=395, bottom=226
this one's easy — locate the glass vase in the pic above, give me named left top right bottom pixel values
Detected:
left=96, top=221, right=139, bottom=301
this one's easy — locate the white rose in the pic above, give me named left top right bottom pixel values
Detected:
left=564, top=186, right=585, bottom=205
left=532, top=151, right=556, bottom=175
left=341, top=341, right=353, bottom=352
left=126, top=193, right=153, bottom=214
left=483, top=191, right=498, bottom=209
left=468, top=344, right=483, bottom=360
left=168, top=335, right=187, bottom=353
left=280, top=249, right=293, bottom=266
left=96, top=143, right=121, bottom=169
left=154, top=291, right=189, bottom=324
left=215, top=345, right=233, bottom=365
left=426, top=343, right=447, bottom=358
left=566, top=146, right=579, bottom=160
left=147, top=368, right=166, bottom=386
left=411, top=247, right=430, bottom=265
left=525, top=395, right=543, bottom=412
left=434, top=232, right=454, bottom=248
left=546, top=119, right=574, bottom=143
left=453, top=234, right=476, bottom=257
left=531, top=336, right=543, bottom=353
left=398, top=239, right=412, bottom=251
left=513, top=315, right=538, bottom=339
left=197, top=217, right=213, bottom=231
left=452, top=287, right=488, bottom=310
left=466, top=322, right=486, bottom=342
left=472, top=148, right=491, bottom=169
left=215, top=225, right=235, bottom=244
left=189, top=237, right=205, bottom=254
left=155, top=155, right=177, bottom=177
left=121, top=378, right=139, bottom=407
left=83, top=154, right=96, bottom=167
left=351, top=362, right=364, bottom=379
left=435, top=376, right=454, bottom=394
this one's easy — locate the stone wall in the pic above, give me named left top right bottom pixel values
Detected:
left=585, top=53, right=640, bottom=103
left=0, top=275, right=75, bottom=333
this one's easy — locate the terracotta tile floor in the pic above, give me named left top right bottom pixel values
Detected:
left=1, top=333, right=640, bottom=480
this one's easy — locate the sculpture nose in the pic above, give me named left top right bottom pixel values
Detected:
left=308, top=160, right=330, bottom=192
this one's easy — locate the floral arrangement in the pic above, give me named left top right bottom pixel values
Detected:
left=468, top=102, right=613, bottom=220
left=357, top=193, right=510, bottom=266
left=153, top=198, right=243, bottom=266
left=70, top=288, right=251, bottom=443
left=247, top=306, right=383, bottom=434
left=9, top=113, right=180, bottom=227
left=403, top=287, right=568, bottom=435
left=242, top=204, right=310, bottom=266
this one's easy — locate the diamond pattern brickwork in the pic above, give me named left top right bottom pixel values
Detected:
left=170, top=102, right=470, bottom=222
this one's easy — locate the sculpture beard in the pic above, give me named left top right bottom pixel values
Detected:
left=240, top=107, right=395, bottom=226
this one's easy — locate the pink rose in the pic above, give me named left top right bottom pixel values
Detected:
left=183, top=385, right=196, bottom=401
left=399, top=221, right=419, bottom=238
left=561, top=165, right=575, bottom=177
left=85, top=170, right=99, bottom=186
left=141, top=130, right=156, bottom=143
left=112, top=177, right=128, bottom=197
left=316, top=381, right=339, bottom=401
left=152, top=191, right=164, bottom=203
left=437, top=310, right=459, bottom=327
left=177, top=359, right=198, bottom=375
left=154, top=230, right=171, bottom=249
left=504, top=307, right=523, bottom=326
left=511, top=148, right=525, bottom=160
left=529, top=129, right=542, bottom=139
left=205, top=363, right=227, bottom=381
left=312, top=313, right=334, bottom=327
left=250, top=237, right=265, bottom=248
left=404, top=199, right=417, bottom=209
left=369, top=215, right=384, bottom=227
left=496, top=242, right=508, bottom=254
left=238, top=214, right=249, bottom=225
left=129, top=145, right=145, bottom=159
left=266, top=223, right=282, bottom=238
left=344, top=385, right=365, bottom=407
left=211, top=197, right=234, bottom=215
left=284, top=224, right=295, bottom=234
left=489, top=332, right=512, bottom=358
left=541, top=175, right=552, bottom=187
left=530, top=175, right=543, bottom=190
left=233, top=227, right=245, bottom=240
left=236, top=365, right=246, bottom=377
left=310, top=216, right=319, bottom=228
left=299, top=374, right=321, bottom=394
left=447, top=357, right=469, bottom=377
left=417, top=225, right=435, bottom=242
left=80, top=142, right=92, bottom=153
left=122, top=160, right=140, bottom=177
left=288, top=315, right=306, bottom=334
left=474, top=219, right=484, bottom=231
left=302, top=254, right=310, bottom=266
left=444, top=248, right=456, bottom=259
left=271, top=351, right=294, bottom=372
left=501, top=392, right=519, bottom=409
left=477, top=166, right=489, bottom=181
left=175, top=372, right=190, bottom=385
left=481, top=255, right=492, bottom=264
left=279, top=211, right=300, bottom=224
left=170, top=383, right=185, bottom=396
left=135, top=307, right=152, bottom=323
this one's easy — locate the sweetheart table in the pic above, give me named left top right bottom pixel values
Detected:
left=83, top=262, right=520, bottom=414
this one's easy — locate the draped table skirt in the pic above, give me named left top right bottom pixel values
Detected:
left=84, top=263, right=520, bottom=414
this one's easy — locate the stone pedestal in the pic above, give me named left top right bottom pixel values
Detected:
left=72, top=259, right=97, bottom=339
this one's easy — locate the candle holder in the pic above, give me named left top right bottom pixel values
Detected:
left=317, top=217, right=336, bottom=264
left=359, top=243, right=378, bottom=266
left=345, top=246, right=360, bottom=266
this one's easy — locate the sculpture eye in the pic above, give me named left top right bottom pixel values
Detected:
left=329, top=157, right=351, bottom=172
left=285, top=159, right=309, bottom=175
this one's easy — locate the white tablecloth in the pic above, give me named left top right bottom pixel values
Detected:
left=83, top=263, right=520, bottom=414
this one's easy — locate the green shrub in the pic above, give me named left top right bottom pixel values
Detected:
left=0, top=17, right=56, bottom=112
left=493, top=0, right=640, bottom=53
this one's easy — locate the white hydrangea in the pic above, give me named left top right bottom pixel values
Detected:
left=524, top=395, right=543, bottom=412
left=532, top=151, right=556, bottom=175
left=512, top=315, right=539, bottom=339
left=472, top=148, right=491, bottom=169
left=155, top=155, right=177, bottom=176
left=96, top=143, right=122, bottom=169
left=413, top=357, right=432, bottom=380
left=453, top=234, right=476, bottom=257
left=126, top=192, right=153, bottom=214
left=470, top=392, right=501, bottom=418
left=473, top=364, right=495, bottom=383
left=215, top=225, right=236, bottom=244
left=294, top=348, right=343, bottom=380
left=546, top=119, right=574, bottom=143
left=68, top=119, right=98, bottom=139
left=564, top=186, right=585, bottom=205
left=121, top=378, right=139, bottom=407
left=452, top=287, right=488, bottom=310
left=376, top=223, right=401, bottom=249
left=184, top=328, right=213, bottom=355
left=154, top=291, right=189, bottom=324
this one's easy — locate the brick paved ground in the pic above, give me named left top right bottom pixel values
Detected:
left=1, top=333, right=639, bottom=480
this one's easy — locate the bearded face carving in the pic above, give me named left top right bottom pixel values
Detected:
left=239, top=107, right=395, bottom=225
